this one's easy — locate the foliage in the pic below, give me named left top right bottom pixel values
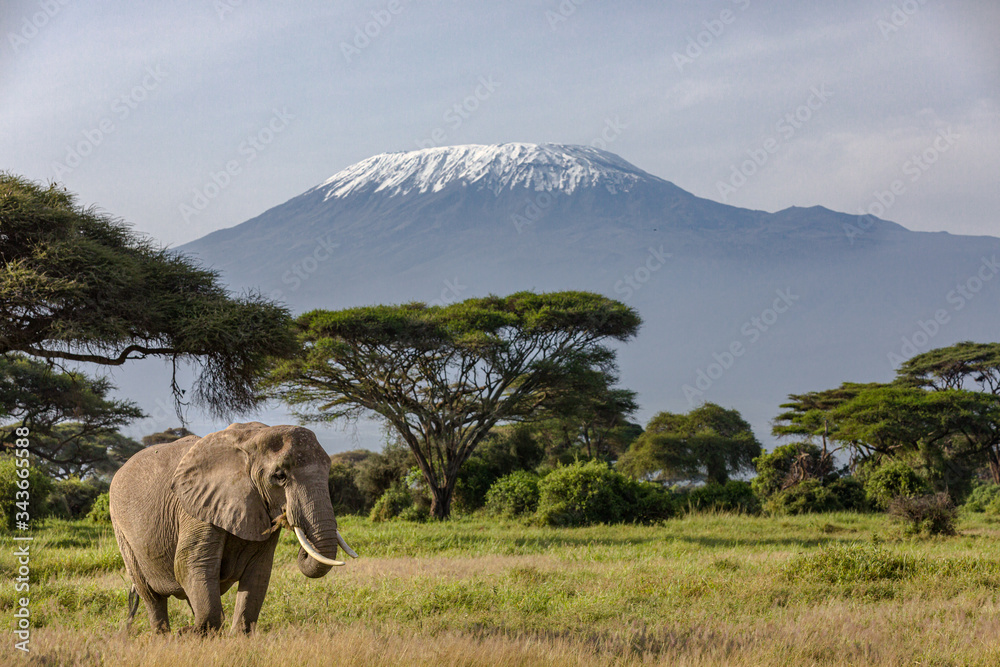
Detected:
left=268, top=291, right=641, bottom=519
left=454, top=425, right=544, bottom=512
left=142, top=427, right=196, bottom=447
left=484, top=470, right=541, bottom=518
left=368, top=483, right=429, bottom=523
left=618, top=403, right=761, bottom=485
left=534, top=459, right=672, bottom=526
left=0, top=456, right=53, bottom=530
left=0, top=174, right=296, bottom=418
left=771, top=382, right=880, bottom=452
left=962, top=483, right=1000, bottom=513
left=896, top=341, right=1000, bottom=394
left=682, top=481, right=760, bottom=514
left=888, top=493, right=958, bottom=536
left=0, top=355, right=143, bottom=475
left=862, top=460, right=931, bottom=510
left=86, top=492, right=111, bottom=523
left=763, top=479, right=845, bottom=515
left=328, top=463, right=367, bottom=515
left=827, top=477, right=869, bottom=512
left=751, top=442, right=834, bottom=499
left=48, top=477, right=109, bottom=519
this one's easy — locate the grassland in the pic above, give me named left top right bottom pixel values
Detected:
left=3, top=512, right=1000, bottom=665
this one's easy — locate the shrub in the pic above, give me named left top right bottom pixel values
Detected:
left=47, top=477, right=108, bottom=520
left=828, top=477, right=869, bottom=512
left=684, top=481, right=760, bottom=514
left=0, top=456, right=53, bottom=530
left=485, top=471, right=540, bottom=518
left=863, top=460, right=930, bottom=510
left=962, top=483, right=1000, bottom=513
left=888, top=493, right=957, bottom=536
left=454, top=426, right=543, bottom=512
left=328, top=463, right=367, bottom=515
left=534, top=460, right=673, bottom=526
left=368, top=484, right=413, bottom=522
left=764, top=479, right=843, bottom=515
left=87, top=492, right=112, bottom=523
left=752, top=442, right=829, bottom=499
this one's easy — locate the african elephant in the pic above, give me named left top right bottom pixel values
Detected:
left=109, top=422, right=356, bottom=634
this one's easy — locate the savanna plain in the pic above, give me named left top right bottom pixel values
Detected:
left=4, top=513, right=1000, bottom=666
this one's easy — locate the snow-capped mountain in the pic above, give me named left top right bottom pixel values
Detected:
left=161, top=144, right=1000, bottom=450
left=314, top=143, right=657, bottom=198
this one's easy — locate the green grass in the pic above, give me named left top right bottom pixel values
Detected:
left=3, top=512, right=1000, bottom=665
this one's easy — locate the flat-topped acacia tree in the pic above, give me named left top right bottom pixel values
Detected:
left=268, top=292, right=641, bottom=519
left=0, top=174, right=295, bottom=419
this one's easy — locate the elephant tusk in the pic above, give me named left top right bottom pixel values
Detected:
left=293, top=526, right=345, bottom=567
left=336, top=530, right=358, bottom=559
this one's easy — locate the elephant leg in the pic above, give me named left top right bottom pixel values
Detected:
left=174, top=523, right=226, bottom=634
left=145, top=594, right=170, bottom=633
left=231, top=535, right=279, bottom=634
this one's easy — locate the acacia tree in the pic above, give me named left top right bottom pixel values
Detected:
left=896, top=341, right=1000, bottom=394
left=1, top=175, right=295, bottom=418
left=0, top=354, right=143, bottom=475
left=268, top=291, right=641, bottom=519
left=616, top=403, right=761, bottom=485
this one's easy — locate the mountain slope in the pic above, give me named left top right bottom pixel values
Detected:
left=167, top=143, right=1000, bottom=449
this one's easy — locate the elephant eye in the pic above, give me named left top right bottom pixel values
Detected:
left=271, top=470, right=288, bottom=485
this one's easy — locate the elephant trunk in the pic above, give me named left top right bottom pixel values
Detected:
left=287, top=479, right=343, bottom=578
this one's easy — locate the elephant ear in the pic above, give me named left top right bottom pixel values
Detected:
left=171, top=423, right=271, bottom=542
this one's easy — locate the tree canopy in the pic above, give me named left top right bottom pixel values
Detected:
left=0, top=174, right=295, bottom=417
left=0, top=354, right=143, bottom=476
left=267, top=291, right=641, bottom=519
left=896, top=341, right=1000, bottom=394
left=617, top=403, right=761, bottom=485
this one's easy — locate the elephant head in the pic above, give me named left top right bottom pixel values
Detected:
left=170, top=422, right=355, bottom=578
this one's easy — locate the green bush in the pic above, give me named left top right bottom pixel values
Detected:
left=962, top=483, right=1000, bottom=513
left=534, top=460, right=672, bottom=526
left=684, top=480, right=760, bottom=514
left=86, top=492, right=112, bottom=523
left=328, top=462, right=367, bottom=515
left=368, top=484, right=414, bottom=523
left=47, top=477, right=108, bottom=520
left=485, top=471, right=541, bottom=518
left=863, top=460, right=930, bottom=510
left=454, top=426, right=543, bottom=512
left=764, top=479, right=843, bottom=515
left=888, top=493, right=957, bottom=536
left=0, top=456, right=53, bottom=530
left=828, top=477, right=869, bottom=512
left=752, top=442, right=829, bottom=499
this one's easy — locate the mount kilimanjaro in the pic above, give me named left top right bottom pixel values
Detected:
left=172, top=143, right=1000, bottom=448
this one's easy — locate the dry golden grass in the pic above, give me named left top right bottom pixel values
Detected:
left=5, top=512, right=1000, bottom=665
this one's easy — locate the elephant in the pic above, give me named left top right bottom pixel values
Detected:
left=109, top=422, right=356, bottom=634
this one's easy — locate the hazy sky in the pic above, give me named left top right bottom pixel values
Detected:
left=2, top=0, right=997, bottom=248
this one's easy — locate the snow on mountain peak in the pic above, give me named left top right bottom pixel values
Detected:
left=315, top=143, right=657, bottom=200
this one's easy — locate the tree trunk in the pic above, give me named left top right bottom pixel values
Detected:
left=429, top=482, right=455, bottom=520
